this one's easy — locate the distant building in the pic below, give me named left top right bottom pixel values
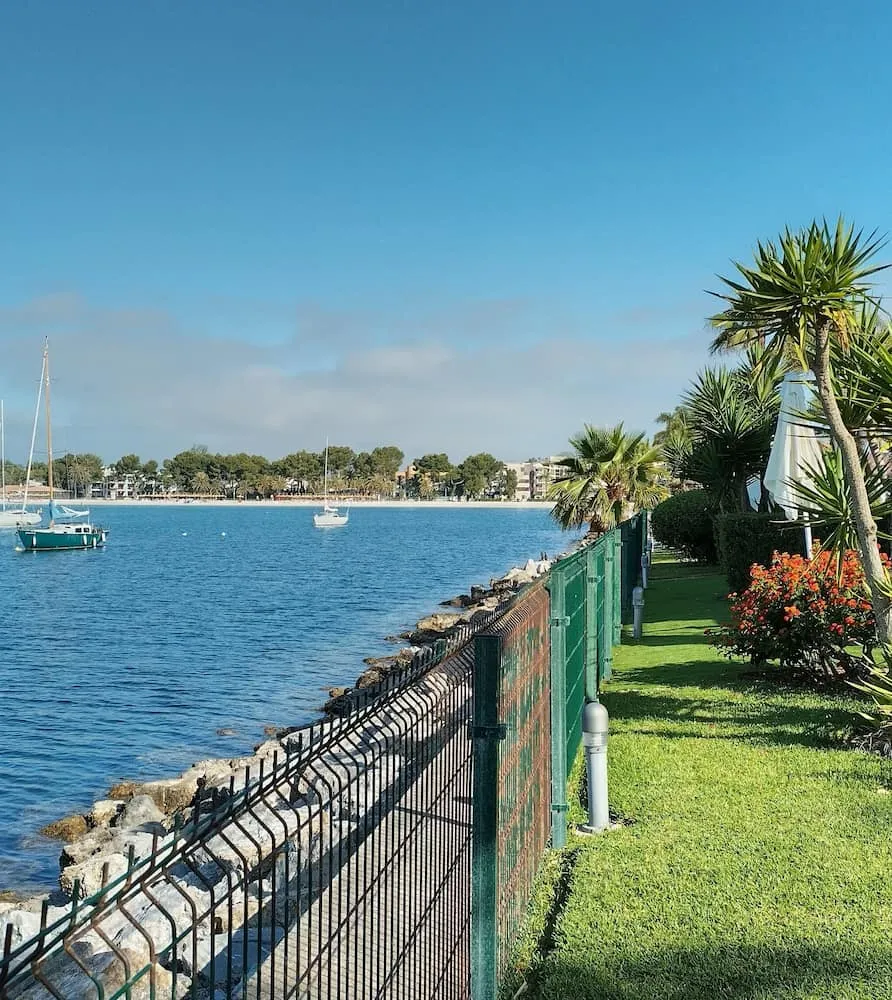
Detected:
left=503, top=457, right=568, bottom=500
left=91, top=468, right=137, bottom=500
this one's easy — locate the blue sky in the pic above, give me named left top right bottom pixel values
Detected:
left=2, top=0, right=891, bottom=463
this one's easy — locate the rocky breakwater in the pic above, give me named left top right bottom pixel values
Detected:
left=0, top=553, right=553, bottom=1000
left=320, top=555, right=552, bottom=715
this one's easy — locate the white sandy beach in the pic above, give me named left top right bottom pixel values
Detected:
left=83, top=497, right=556, bottom=510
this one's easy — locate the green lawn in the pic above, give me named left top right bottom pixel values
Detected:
left=519, top=563, right=892, bottom=1000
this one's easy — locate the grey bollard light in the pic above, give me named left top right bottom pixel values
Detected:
left=641, top=551, right=649, bottom=589
left=580, top=700, right=610, bottom=833
left=632, top=585, right=645, bottom=639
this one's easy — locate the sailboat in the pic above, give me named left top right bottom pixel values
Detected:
left=313, top=441, right=349, bottom=528
left=16, top=341, right=108, bottom=552
left=0, top=400, right=41, bottom=528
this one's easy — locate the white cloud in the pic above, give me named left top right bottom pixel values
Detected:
left=0, top=293, right=712, bottom=464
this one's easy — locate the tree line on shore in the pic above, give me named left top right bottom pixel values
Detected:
left=1, top=444, right=521, bottom=500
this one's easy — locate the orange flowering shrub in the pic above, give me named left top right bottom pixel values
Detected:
left=709, top=550, right=885, bottom=680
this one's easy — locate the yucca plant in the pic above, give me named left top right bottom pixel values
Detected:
left=850, top=657, right=892, bottom=755
left=710, top=217, right=892, bottom=644
left=679, top=363, right=779, bottom=511
left=791, top=449, right=892, bottom=561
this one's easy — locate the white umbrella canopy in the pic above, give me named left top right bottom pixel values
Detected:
left=764, top=371, right=826, bottom=554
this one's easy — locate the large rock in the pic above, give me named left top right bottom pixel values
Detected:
left=116, top=795, right=166, bottom=834
left=138, top=776, right=200, bottom=814
left=415, top=613, right=464, bottom=634
left=60, top=831, right=160, bottom=898
left=0, top=907, right=42, bottom=958
left=60, top=828, right=115, bottom=868
left=16, top=944, right=175, bottom=1000
left=39, top=813, right=88, bottom=840
left=89, top=799, right=124, bottom=828
left=107, top=780, right=141, bottom=800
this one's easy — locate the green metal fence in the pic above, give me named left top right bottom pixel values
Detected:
left=620, top=513, right=646, bottom=620
left=472, top=518, right=642, bottom=998
left=471, top=583, right=552, bottom=1000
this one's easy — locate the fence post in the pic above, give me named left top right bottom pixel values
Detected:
left=585, top=546, right=598, bottom=702
left=545, top=569, right=569, bottom=849
left=602, top=539, right=614, bottom=680
left=612, top=528, right=622, bottom=646
left=471, top=633, right=504, bottom=1000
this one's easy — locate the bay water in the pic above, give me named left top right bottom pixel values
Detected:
left=1, top=503, right=572, bottom=891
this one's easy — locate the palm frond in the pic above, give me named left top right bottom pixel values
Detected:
left=708, top=217, right=889, bottom=367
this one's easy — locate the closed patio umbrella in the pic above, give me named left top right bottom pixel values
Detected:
left=763, top=371, right=825, bottom=558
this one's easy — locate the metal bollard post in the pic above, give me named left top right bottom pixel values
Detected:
left=580, top=701, right=609, bottom=833
left=632, top=585, right=645, bottom=639
left=641, top=551, right=649, bottom=589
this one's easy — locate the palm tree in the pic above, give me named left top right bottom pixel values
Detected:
left=548, top=424, right=668, bottom=534
left=653, top=406, right=691, bottom=447
left=191, top=471, right=212, bottom=495
left=709, top=218, right=892, bottom=642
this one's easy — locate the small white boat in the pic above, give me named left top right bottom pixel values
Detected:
left=314, top=505, right=349, bottom=528
left=0, top=400, right=41, bottom=528
left=313, top=441, right=349, bottom=528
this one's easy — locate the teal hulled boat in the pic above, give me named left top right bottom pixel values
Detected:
left=17, top=502, right=108, bottom=551
left=16, top=342, right=108, bottom=553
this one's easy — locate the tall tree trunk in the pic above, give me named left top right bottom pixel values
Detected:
left=812, top=321, right=892, bottom=646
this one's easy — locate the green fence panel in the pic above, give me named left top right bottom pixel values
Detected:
left=594, top=536, right=612, bottom=683
left=562, top=552, right=587, bottom=777
left=585, top=545, right=598, bottom=701
left=612, top=528, right=622, bottom=645
left=620, top=515, right=642, bottom=621
left=472, top=584, right=553, bottom=998
left=471, top=632, right=502, bottom=1000
left=545, top=566, right=569, bottom=848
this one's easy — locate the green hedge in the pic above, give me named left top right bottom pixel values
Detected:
left=714, top=512, right=808, bottom=595
left=651, top=490, right=717, bottom=563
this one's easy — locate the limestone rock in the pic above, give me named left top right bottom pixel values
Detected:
left=60, top=851, right=130, bottom=899
left=116, top=795, right=166, bottom=833
left=440, top=593, right=472, bottom=607
left=61, top=828, right=115, bottom=868
left=356, top=667, right=384, bottom=689
left=107, top=780, right=140, bottom=800
left=0, top=907, right=42, bottom=959
left=415, top=612, right=464, bottom=634
left=40, top=813, right=88, bottom=840
left=138, top=776, right=199, bottom=813
left=89, top=799, right=124, bottom=828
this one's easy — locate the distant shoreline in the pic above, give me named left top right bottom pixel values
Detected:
left=81, top=498, right=556, bottom=510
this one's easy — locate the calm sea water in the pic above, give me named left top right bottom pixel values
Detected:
left=1, top=503, right=572, bottom=891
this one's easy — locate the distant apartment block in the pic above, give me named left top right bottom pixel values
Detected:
left=504, top=457, right=567, bottom=500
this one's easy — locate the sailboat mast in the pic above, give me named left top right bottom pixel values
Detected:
left=22, top=354, right=44, bottom=511
left=44, top=342, right=53, bottom=504
left=323, top=439, right=329, bottom=506
left=1, top=400, right=6, bottom=511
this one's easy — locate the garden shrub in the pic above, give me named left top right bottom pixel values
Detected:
left=651, top=490, right=717, bottom=563
left=709, top=550, right=883, bottom=681
left=714, top=511, right=808, bottom=595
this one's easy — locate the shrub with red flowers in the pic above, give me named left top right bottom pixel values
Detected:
left=709, top=550, right=887, bottom=681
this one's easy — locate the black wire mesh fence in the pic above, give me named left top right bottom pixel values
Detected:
left=0, top=608, right=503, bottom=1000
